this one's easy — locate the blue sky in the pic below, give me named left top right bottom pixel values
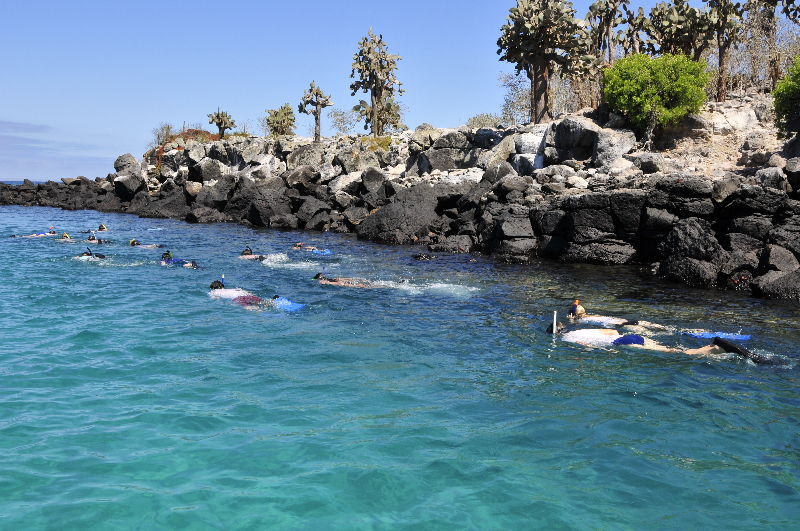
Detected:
left=2, top=0, right=651, bottom=181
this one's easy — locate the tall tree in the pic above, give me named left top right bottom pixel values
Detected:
left=298, top=82, right=333, bottom=142
left=646, top=0, right=715, bottom=60
left=745, top=1, right=800, bottom=88
left=349, top=30, right=404, bottom=137
left=207, top=109, right=236, bottom=139
left=587, top=0, right=628, bottom=65
left=497, top=0, right=591, bottom=124
left=707, top=0, right=745, bottom=101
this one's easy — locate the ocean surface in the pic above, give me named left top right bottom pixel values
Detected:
left=1, top=205, right=798, bottom=530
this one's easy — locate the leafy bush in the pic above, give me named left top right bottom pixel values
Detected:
left=466, top=113, right=501, bottom=129
left=603, top=54, right=708, bottom=134
left=774, top=55, right=800, bottom=137
left=265, top=104, right=296, bottom=137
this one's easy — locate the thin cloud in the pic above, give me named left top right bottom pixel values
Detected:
left=0, top=120, right=53, bottom=134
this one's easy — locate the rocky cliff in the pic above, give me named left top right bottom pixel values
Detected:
left=3, top=95, right=800, bottom=302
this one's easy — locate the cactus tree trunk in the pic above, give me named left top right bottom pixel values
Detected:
left=314, top=101, right=322, bottom=142
left=529, top=59, right=550, bottom=125
left=218, top=125, right=226, bottom=139
left=717, top=36, right=731, bottom=102
left=765, top=8, right=779, bottom=89
left=606, top=25, right=614, bottom=65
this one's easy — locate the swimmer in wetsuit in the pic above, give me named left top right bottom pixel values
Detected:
left=549, top=322, right=779, bottom=365
left=76, top=248, right=106, bottom=260
left=160, top=251, right=199, bottom=268
left=87, top=235, right=110, bottom=244
left=313, top=272, right=375, bottom=288
left=239, top=246, right=267, bottom=260
left=129, top=239, right=164, bottom=249
left=209, top=279, right=303, bottom=311
left=19, top=227, right=58, bottom=238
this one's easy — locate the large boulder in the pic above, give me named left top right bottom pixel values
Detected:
left=295, top=196, right=330, bottom=226
left=113, top=174, right=144, bottom=202
left=287, top=143, right=326, bottom=171
left=592, top=128, right=637, bottom=169
left=784, top=158, right=800, bottom=193
left=609, top=189, right=647, bottom=234
left=114, top=153, right=141, bottom=176
left=284, top=165, right=320, bottom=194
left=561, top=240, right=636, bottom=265
left=554, top=116, right=600, bottom=160
left=756, top=167, right=789, bottom=192
left=189, top=158, right=228, bottom=183
left=195, top=173, right=238, bottom=210
left=754, top=269, right=800, bottom=300
left=357, top=183, right=458, bottom=244
left=334, top=148, right=382, bottom=174
left=186, top=206, right=232, bottom=224
left=658, top=217, right=723, bottom=261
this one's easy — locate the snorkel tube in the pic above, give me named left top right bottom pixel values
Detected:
left=220, top=273, right=225, bottom=287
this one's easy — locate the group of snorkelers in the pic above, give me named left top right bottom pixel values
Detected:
left=551, top=298, right=778, bottom=365
left=239, top=245, right=375, bottom=288
left=11, top=223, right=201, bottom=267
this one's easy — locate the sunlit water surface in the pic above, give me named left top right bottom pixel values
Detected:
left=1, top=205, right=798, bottom=529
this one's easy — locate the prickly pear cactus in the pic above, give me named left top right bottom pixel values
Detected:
left=265, top=104, right=296, bottom=137
left=207, top=109, right=236, bottom=139
left=349, top=30, right=404, bottom=137
left=298, top=81, right=333, bottom=142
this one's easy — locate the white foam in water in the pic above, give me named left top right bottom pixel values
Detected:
left=373, top=280, right=479, bottom=297
left=260, top=253, right=318, bottom=270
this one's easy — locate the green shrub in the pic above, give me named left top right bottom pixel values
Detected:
left=360, top=136, right=392, bottom=151
left=774, top=55, right=800, bottom=137
left=603, top=54, right=708, bottom=134
left=465, top=113, right=501, bottom=129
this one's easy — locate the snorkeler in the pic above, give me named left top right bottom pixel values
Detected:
left=57, top=232, right=72, bottom=241
left=18, top=227, right=58, bottom=238
left=313, top=272, right=375, bottom=288
left=98, top=224, right=107, bottom=231
left=87, top=235, right=111, bottom=244
left=293, top=242, right=332, bottom=255
left=208, top=277, right=304, bottom=311
left=566, top=299, right=668, bottom=331
left=160, top=250, right=199, bottom=269
left=549, top=322, right=778, bottom=365
left=239, top=246, right=267, bottom=260
left=76, top=248, right=106, bottom=260
left=129, top=239, right=164, bottom=249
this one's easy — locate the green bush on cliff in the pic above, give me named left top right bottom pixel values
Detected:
left=774, top=55, right=800, bottom=138
left=603, top=54, right=708, bottom=141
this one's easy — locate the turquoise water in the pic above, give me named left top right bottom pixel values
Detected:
left=1, top=205, right=799, bottom=530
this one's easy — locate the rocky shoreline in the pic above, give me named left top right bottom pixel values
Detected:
left=3, top=102, right=800, bottom=302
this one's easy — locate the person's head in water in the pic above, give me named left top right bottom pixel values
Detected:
left=87, top=235, right=96, bottom=241
left=209, top=280, right=225, bottom=289
left=98, top=224, right=107, bottom=231
left=569, top=299, right=586, bottom=318
left=293, top=242, right=304, bottom=249
left=47, top=229, right=56, bottom=235
left=547, top=322, right=566, bottom=334
left=62, top=233, right=71, bottom=239
left=161, top=250, right=173, bottom=260
left=241, top=246, right=253, bottom=256
left=313, top=272, right=326, bottom=280
left=80, top=251, right=92, bottom=257
left=129, top=239, right=140, bottom=246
